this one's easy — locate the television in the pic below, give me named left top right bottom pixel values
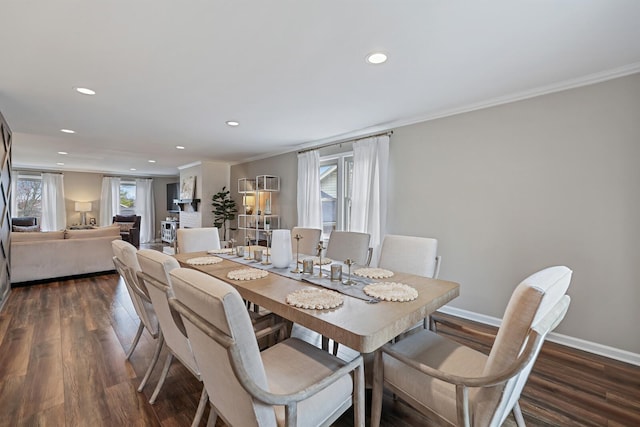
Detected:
left=167, top=182, right=180, bottom=212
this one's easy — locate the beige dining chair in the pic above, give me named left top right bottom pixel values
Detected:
left=111, top=240, right=159, bottom=361
left=371, top=266, right=573, bottom=427
left=176, top=227, right=221, bottom=253
left=377, top=234, right=441, bottom=329
left=168, top=267, right=366, bottom=427
left=324, top=230, right=372, bottom=355
left=136, top=249, right=209, bottom=427
left=325, top=230, right=372, bottom=266
left=377, top=234, right=440, bottom=278
left=291, top=226, right=322, bottom=257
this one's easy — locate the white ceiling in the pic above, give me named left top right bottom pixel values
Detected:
left=2, top=1, right=640, bottom=176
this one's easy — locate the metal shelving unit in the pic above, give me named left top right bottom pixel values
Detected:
left=238, top=175, right=280, bottom=245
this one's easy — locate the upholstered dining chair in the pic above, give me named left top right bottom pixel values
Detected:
left=290, top=226, right=322, bottom=257
left=168, top=267, right=366, bottom=427
left=176, top=227, right=221, bottom=253
left=136, top=249, right=208, bottom=427
left=324, top=230, right=372, bottom=355
left=325, top=231, right=372, bottom=266
left=111, top=240, right=159, bottom=361
left=377, top=234, right=441, bottom=329
left=378, top=234, right=441, bottom=279
left=371, top=266, right=573, bottom=427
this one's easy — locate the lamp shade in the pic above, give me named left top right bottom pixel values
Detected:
left=75, top=202, right=92, bottom=212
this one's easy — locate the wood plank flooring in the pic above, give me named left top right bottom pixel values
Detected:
left=1, top=274, right=638, bottom=426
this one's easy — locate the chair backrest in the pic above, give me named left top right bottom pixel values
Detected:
left=377, top=234, right=439, bottom=278
left=291, top=227, right=322, bottom=256
left=176, top=227, right=221, bottom=253
left=112, top=240, right=158, bottom=336
left=325, top=231, right=371, bottom=266
left=169, top=268, right=275, bottom=427
left=474, top=266, right=572, bottom=426
left=136, top=249, right=199, bottom=376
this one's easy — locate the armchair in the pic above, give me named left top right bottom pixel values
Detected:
left=113, top=215, right=141, bottom=248
left=371, top=266, right=572, bottom=427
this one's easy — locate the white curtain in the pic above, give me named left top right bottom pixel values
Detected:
left=40, top=173, right=66, bottom=231
left=297, top=150, right=322, bottom=229
left=135, top=178, right=155, bottom=244
left=99, top=177, right=120, bottom=226
left=350, top=135, right=390, bottom=261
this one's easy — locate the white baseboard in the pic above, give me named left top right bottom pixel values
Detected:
left=437, top=305, right=640, bottom=367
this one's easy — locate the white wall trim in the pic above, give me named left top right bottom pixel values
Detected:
left=438, top=305, right=640, bottom=367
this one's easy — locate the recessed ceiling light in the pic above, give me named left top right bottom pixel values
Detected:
left=56, top=162, right=65, bottom=166
left=176, top=145, right=185, bottom=150
left=58, top=151, right=68, bottom=155
left=130, top=168, right=137, bottom=171
left=366, top=52, right=388, bottom=64
left=148, top=159, right=156, bottom=163
left=60, top=129, right=75, bottom=134
left=226, top=120, right=240, bottom=127
left=75, top=87, right=96, bottom=95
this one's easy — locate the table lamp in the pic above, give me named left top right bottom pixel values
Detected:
left=75, top=202, right=92, bottom=225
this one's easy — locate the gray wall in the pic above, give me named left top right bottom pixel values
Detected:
left=232, top=73, right=640, bottom=354
left=389, top=73, right=640, bottom=354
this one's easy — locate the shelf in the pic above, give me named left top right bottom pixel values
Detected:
left=237, top=175, right=280, bottom=244
left=173, top=199, right=201, bottom=211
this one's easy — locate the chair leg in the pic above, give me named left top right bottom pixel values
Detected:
left=353, top=360, right=365, bottom=427
left=138, top=332, right=164, bottom=392
left=206, top=410, right=218, bottom=427
left=149, top=352, right=174, bottom=404
left=126, top=321, right=145, bottom=359
left=513, top=402, right=526, bottom=427
left=321, top=336, right=329, bottom=351
left=332, top=340, right=339, bottom=356
left=370, top=350, right=384, bottom=427
left=191, top=385, right=208, bottom=427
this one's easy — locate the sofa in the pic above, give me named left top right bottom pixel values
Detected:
left=11, top=225, right=121, bottom=284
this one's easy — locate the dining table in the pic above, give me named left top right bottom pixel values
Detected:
left=174, top=250, right=459, bottom=354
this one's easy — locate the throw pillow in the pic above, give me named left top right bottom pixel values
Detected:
left=115, top=222, right=134, bottom=233
left=12, top=225, right=41, bottom=232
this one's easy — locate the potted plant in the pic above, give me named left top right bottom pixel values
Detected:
left=212, top=186, right=237, bottom=245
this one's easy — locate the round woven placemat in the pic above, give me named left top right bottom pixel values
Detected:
left=354, top=267, right=394, bottom=279
left=186, top=256, right=223, bottom=266
left=207, top=248, right=234, bottom=255
left=286, top=288, right=344, bottom=310
left=227, top=268, right=269, bottom=281
left=363, top=282, right=418, bottom=302
left=298, top=256, right=333, bottom=265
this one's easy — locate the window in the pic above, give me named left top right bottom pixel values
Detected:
left=119, top=180, right=137, bottom=215
left=15, top=174, right=42, bottom=219
left=320, top=153, right=353, bottom=237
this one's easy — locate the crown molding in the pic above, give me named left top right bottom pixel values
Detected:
left=239, top=63, right=640, bottom=165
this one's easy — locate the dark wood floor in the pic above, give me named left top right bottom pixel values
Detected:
left=1, top=273, right=638, bottom=426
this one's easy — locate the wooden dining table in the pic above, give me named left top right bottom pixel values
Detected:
left=174, top=251, right=459, bottom=354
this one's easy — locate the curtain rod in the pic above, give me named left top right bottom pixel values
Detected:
left=297, top=130, right=393, bottom=154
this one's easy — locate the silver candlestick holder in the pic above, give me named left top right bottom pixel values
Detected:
left=316, top=241, right=326, bottom=278
left=244, top=235, right=252, bottom=260
left=291, top=233, right=302, bottom=273
left=343, top=258, right=356, bottom=285
left=262, top=230, right=272, bottom=265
